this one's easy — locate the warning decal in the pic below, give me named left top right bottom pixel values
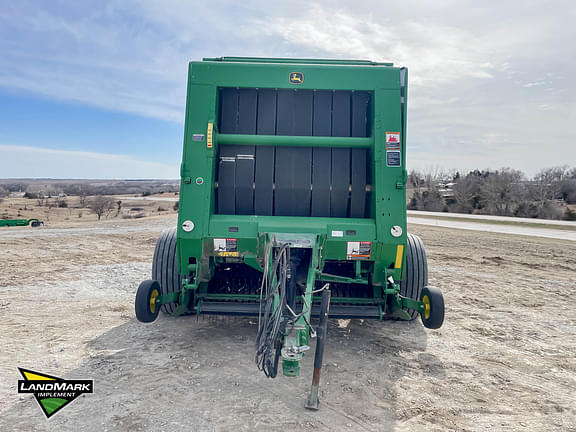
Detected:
left=347, top=241, right=371, bottom=260
left=386, top=151, right=401, bottom=166
left=213, top=238, right=239, bottom=256
left=385, top=132, right=401, bottom=150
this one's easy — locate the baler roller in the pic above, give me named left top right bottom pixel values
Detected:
left=216, top=145, right=370, bottom=218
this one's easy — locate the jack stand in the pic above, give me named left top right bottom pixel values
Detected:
left=305, top=288, right=331, bottom=410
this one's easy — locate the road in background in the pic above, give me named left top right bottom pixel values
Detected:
left=408, top=210, right=576, bottom=227
left=116, top=196, right=179, bottom=202
left=408, top=212, right=576, bottom=241
left=74, top=199, right=576, bottom=241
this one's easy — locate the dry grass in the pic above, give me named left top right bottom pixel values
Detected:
left=0, top=194, right=178, bottom=226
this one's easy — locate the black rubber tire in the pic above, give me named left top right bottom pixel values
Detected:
left=152, top=227, right=182, bottom=314
left=135, top=280, right=161, bottom=323
left=420, top=286, right=445, bottom=329
left=399, top=233, right=428, bottom=320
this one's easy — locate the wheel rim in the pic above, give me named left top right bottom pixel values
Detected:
left=422, top=295, right=430, bottom=319
left=150, top=289, right=159, bottom=314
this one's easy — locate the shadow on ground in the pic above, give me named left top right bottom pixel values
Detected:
left=3, top=314, right=439, bottom=431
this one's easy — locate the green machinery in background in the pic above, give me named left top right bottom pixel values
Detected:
left=0, top=219, right=43, bottom=227
left=135, top=57, right=444, bottom=384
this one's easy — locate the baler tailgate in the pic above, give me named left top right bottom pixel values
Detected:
left=135, top=57, right=445, bottom=396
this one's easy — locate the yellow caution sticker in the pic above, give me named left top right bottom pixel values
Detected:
left=395, top=245, right=404, bottom=269
left=207, top=122, right=213, bottom=148
left=217, top=251, right=239, bottom=257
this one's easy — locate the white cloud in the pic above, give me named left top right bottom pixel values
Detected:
left=0, top=2, right=188, bottom=122
left=0, top=0, right=575, bottom=177
left=254, top=5, right=497, bottom=87
left=0, top=145, right=177, bottom=179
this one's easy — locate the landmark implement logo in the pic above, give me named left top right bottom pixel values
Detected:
left=17, top=368, right=94, bottom=418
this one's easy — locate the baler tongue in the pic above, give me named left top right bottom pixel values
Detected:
left=254, top=233, right=320, bottom=379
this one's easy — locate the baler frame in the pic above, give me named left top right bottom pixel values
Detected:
left=150, top=230, right=429, bottom=377
left=135, top=57, right=445, bottom=388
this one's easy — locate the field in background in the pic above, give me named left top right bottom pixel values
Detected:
left=0, top=218, right=574, bottom=431
left=1, top=178, right=575, bottom=430
left=0, top=179, right=179, bottom=225
left=0, top=174, right=183, bottom=227
left=0, top=194, right=178, bottom=225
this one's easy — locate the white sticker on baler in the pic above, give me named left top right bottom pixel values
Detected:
left=331, top=230, right=344, bottom=238
left=347, top=241, right=371, bottom=260
left=213, top=238, right=238, bottom=256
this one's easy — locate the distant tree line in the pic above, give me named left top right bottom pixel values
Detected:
left=408, top=166, right=576, bottom=220
left=0, top=180, right=179, bottom=198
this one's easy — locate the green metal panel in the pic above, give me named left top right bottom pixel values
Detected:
left=218, top=135, right=372, bottom=148
left=189, top=62, right=400, bottom=91
left=204, top=57, right=393, bottom=66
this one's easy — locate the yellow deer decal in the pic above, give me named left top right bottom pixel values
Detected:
left=289, top=72, right=303, bottom=84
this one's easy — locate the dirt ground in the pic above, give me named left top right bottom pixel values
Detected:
left=0, top=193, right=178, bottom=225
left=0, top=215, right=575, bottom=431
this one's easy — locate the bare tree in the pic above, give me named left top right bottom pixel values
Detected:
left=560, top=168, right=576, bottom=204
left=44, top=201, right=56, bottom=221
left=79, top=193, right=87, bottom=207
left=407, top=168, right=449, bottom=211
left=452, top=175, right=479, bottom=213
left=78, top=188, right=88, bottom=207
left=480, top=168, right=524, bottom=216
left=89, top=196, right=116, bottom=221
left=532, top=166, right=568, bottom=208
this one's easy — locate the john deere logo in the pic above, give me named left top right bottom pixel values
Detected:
left=289, top=72, right=304, bottom=84
left=17, top=368, right=94, bottom=418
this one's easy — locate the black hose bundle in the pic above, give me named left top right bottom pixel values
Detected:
left=255, top=243, right=290, bottom=378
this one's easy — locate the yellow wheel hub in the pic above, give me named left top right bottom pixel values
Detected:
left=422, top=295, right=430, bottom=319
left=150, top=289, right=159, bottom=314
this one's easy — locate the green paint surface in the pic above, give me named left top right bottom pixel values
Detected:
left=175, top=56, right=408, bottom=297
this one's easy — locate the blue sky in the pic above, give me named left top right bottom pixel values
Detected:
left=1, top=0, right=574, bottom=178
